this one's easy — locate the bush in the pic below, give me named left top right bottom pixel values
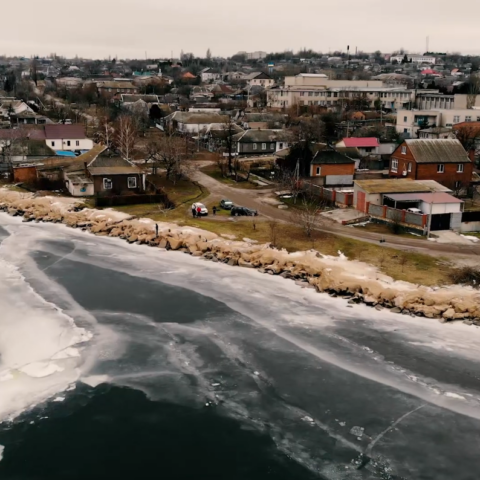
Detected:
left=449, top=266, right=480, bottom=288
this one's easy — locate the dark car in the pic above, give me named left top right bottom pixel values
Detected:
left=220, top=199, right=234, bottom=210
left=230, top=206, right=258, bottom=217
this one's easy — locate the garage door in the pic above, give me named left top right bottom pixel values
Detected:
left=430, top=213, right=451, bottom=231
left=357, top=191, right=366, bottom=213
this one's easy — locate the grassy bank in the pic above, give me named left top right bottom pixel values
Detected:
left=201, top=164, right=261, bottom=189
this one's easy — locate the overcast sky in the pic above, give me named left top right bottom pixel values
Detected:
left=3, top=0, right=479, bottom=59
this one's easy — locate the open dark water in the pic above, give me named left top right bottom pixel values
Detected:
left=1, top=216, right=480, bottom=480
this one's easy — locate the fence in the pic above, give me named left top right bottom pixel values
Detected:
left=302, top=182, right=353, bottom=206
left=367, top=203, right=426, bottom=228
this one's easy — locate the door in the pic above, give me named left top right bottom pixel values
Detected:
left=357, top=191, right=366, bottom=212
left=430, top=213, right=451, bottom=231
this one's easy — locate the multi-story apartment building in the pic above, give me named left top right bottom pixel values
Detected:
left=397, top=109, right=480, bottom=137
left=267, top=74, right=414, bottom=112
left=390, top=54, right=436, bottom=64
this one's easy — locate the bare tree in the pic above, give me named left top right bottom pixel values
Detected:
left=221, top=117, right=238, bottom=174
left=291, top=198, right=323, bottom=237
left=30, top=57, right=38, bottom=87
left=466, top=75, right=480, bottom=109
left=267, top=218, right=279, bottom=246
left=146, top=136, right=186, bottom=182
left=1, top=128, right=28, bottom=171
left=454, top=123, right=480, bottom=155
left=114, top=115, right=137, bottom=160
left=280, top=168, right=302, bottom=203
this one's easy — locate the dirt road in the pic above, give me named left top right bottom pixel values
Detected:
left=191, top=167, right=480, bottom=264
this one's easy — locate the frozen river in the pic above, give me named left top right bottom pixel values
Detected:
left=1, top=214, right=480, bottom=479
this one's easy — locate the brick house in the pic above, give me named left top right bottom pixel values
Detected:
left=310, top=150, right=355, bottom=186
left=389, top=139, right=473, bottom=191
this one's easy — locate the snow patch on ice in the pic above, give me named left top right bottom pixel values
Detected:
left=19, top=362, right=64, bottom=378
left=445, top=392, right=466, bottom=400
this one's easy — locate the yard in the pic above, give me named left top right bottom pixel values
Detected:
left=201, top=164, right=263, bottom=189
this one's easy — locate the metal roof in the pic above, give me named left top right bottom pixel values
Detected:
left=355, top=178, right=446, bottom=194
left=404, top=139, right=471, bottom=164
left=385, top=192, right=463, bottom=204
left=45, top=124, right=87, bottom=140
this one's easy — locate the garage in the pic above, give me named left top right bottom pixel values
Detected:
left=430, top=213, right=452, bottom=231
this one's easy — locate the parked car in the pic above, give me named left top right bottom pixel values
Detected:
left=407, top=207, right=422, bottom=214
left=230, top=206, right=258, bottom=216
left=220, top=199, right=234, bottom=210
left=192, top=203, right=208, bottom=216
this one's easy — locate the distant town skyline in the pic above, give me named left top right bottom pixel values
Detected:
left=2, top=0, right=480, bottom=60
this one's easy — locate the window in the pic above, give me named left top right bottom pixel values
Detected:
left=279, top=143, right=284, bottom=149
left=437, top=164, right=445, bottom=173
left=392, top=159, right=398, bottom=172
left=453, top=115, right=460, bottom=123
left=308, top=92, right=313, bottom=96
left=127, top=177, right=137, bottom=188
left=51, top=141, right=55, bottom=147
left=466, top=116, right=472, bottom=122
left=300, top=92, right=305, bottom=96
left=270, top=143, right=275, bottom=149
left=316, top=166, right=320, bottom=175
left=67, top=140, right=71, bottom=146
left=253, top=143, right=257, bottom=150
left=401, top=146, right=407, bottom=154
left=403, top=116, right=408, bottom=122
left=314, top=92, right=319, bottom=97
left=407, top=162, right=412, bottom=172
left=262, top=143, right=266, bottom=150
left=103, top=178, right=113, bottom=190
left=76, top=141, right=80, bottom=146
left=457, top=163, right=464, bottom=173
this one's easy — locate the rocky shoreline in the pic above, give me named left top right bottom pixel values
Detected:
left=1, top=189, right=479, bottom=325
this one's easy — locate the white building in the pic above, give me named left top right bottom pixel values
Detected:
left=200, top=68, right=222, bottom=83
left=396, top=109, right=480, bottom=137
left=267, top=74, right=414, bottom=111
left=164, top=111, right=230, bottom=134
left=390, top=54, right=436, bottom=64
left=44, top=124, right=94, bottom=152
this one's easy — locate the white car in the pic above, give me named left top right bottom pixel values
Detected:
left=192, top=203, right=208, bottom=216
left=407, top=207, right=422, bottom=214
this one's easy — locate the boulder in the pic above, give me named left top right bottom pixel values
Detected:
left=442, top=308, right=455, bottom=320
left=168, top=237, right=183, bottom=250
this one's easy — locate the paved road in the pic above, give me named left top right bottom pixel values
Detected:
left=192, top=167, right=480, bottom=263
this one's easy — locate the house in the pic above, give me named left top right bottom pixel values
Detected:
left=64, top=145, right=106, bottom=196
left=241, top=113, right=287, bottom=130
left=181, top=72, right=197, bottom=80
left=44, top=124, right=94, bottom=152
left=310, top=150, right=355, bottom=186
left=205, top=123, right=244, bottom=152
left=97, top=81, right=138, bottom=96
left=163, top=111, right=230, bottom=134
left=336, top=137, right=380, bottom=156
left=10, top=111, right=53, bottom=125
left=389, top=139, right=473, bottom=191
left=232, top=129, right=291, bottom=156
left=418, top=127, right=453, bottom=139
left=201, top=68, right=222, bottom=83
left=244, top=72, right=275, bottom=88
left=87, top=154, right=146, bottom=196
